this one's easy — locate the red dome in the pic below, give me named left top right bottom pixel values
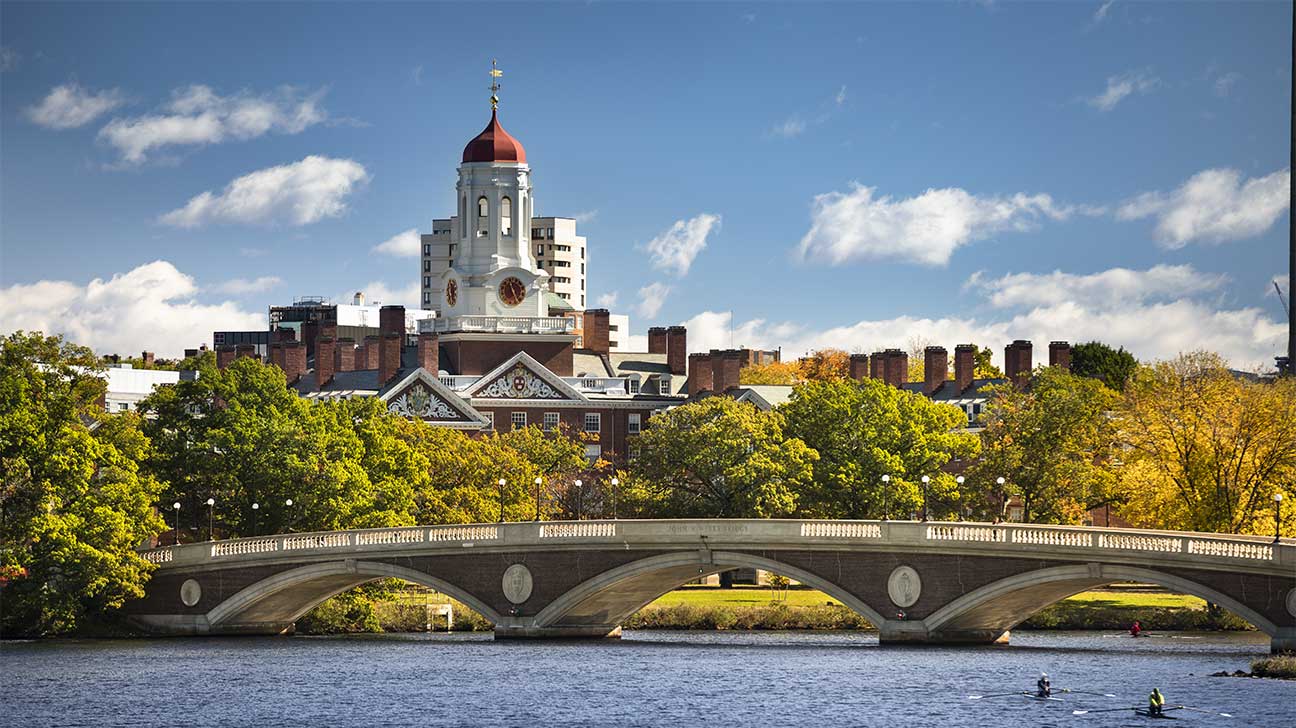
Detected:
left=462, top=110, right=526, bottom=164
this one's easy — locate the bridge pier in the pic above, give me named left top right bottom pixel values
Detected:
left=1273, top=627, right=1296, bottom=654
left=877, top=619, right=1011, bottom=647
left=494, top=624, right=622, bottom=640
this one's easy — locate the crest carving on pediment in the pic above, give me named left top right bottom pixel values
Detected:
left=388, top=382, right=461, bottom=420
left=480, top=363, right=563, bottom=399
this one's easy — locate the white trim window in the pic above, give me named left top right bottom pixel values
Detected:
left=543, top=412, right=560, bottom=431
left=585, top=444, right=601, bottom=461
left=511, top=411, right=527, bottom=430
left=627, top=413, right=641, bottom=435
left=584, top=412, right=601, bottom=434
left=484, top=412, right=495, bottom=430
left=657, top=375, right=671, bottom=394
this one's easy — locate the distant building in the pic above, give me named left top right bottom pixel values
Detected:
left=95, top=363, right=190, bottom=413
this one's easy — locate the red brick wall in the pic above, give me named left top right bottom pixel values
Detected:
left=954, top=344, right=975, bottom=393
left=418, top=332, right=439, bottom=372
left=688, top=353, right=713, bottom=394
left=924, top=346, right=947, bottom=395
left=473, top=405, right=656, bottom=463
left=443, top=338, right=575, bottom=377
left=379, top=332, right=401, bottom=386
left=217, top=346, right=236, bottom=369
left=1049, top=341, right=1071, bottom=371
left=583, top=309, right=610, bottom=356
left=282, top=342, right=306, bottom=383
left=337, top=338, right=356, bottom=372
left=648, top=327, right=668, bottom=354
left=849, top=353, right=869, bottom=381
left=666, top=326, right=688, bottom=375
left=363, top=336, right=381, bottom=369
left=869, top=352, right=885, bottom=380
left=316, top=336, right=335, bottom=389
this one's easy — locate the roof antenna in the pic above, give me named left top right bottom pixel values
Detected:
left=1275, top=279, right=1291, bottom=322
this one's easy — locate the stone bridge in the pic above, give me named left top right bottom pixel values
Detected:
left=125, top=519, right=1296, bottom=652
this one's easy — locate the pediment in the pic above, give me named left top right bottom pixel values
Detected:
left=380, top=369, right=489, bottom=427
left=466, top=351, right=588, bottom=402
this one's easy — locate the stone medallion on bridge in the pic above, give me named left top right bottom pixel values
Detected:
left=1287, top=588, right=1296, bottom=619
left=887, top=566, right=921, bottom=609
left=180, top=579, right=202, bottom=607
left=502, top=564, right=534, bottom=605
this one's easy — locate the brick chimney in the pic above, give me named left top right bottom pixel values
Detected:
left=269, top=342, right=286, bottom=371
left=954, top=344, right=976, bottom=393
left=141, top=351, right=155, bottom=367
left=688, top=352, right=714, bottom=394
left=1005, top=340, right=1033, bottom=388
left=336, top=338, right=356, bottom=372
left=711, top=349, right=742, bottom=394
left=216, top=345, right=237, bottom=369
left=282, top=342, right=307, bottom=383
left=363, top=335, right=381, bottom=369
left=379, top=331, right=402, bottom=386
left=648, top=327, right=669, bottom=354
left=316, top=335, right=336, bottom=390
left=583, top=308, right=611, bottom=355
left=301, top=321, right=319, bottom=358
left=273, top=327, right=296, bottom=342
left=417, top=332, right=439, bottom=372
left=849, top=353, right=870, bottom=381
left=869, top=352, right=886, bottom=380
left=883, top=349, right=908, bottom=388
left=666, top=325, right=687, bottom=375
left=379, top=305, right=405, bottom=339
left=924, top=346, right=947, bottom=395
left=1049, top=341, right=1071, bottom=371
left=236, top=343, right=258, bottom=361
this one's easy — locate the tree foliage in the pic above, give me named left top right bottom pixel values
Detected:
left=966, top=367, right=1122, bottom=524
left=739, top=360, right=802, bottom=386
left=973, top=346, right=1003, bottom=379
left=796, top=349, right=850, bottom=381
left=0, top=332, right=165, bottom=637
left=1071, top=341, right=1138, bottom=392
left=1116, top=352, right=1296, bottom=536
left=780, top=379, right=979, bottom=519
left=628, top=397, right=816, bottom=517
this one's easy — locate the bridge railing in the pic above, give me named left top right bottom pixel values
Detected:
left=140, top=519, right=1294, bottom=571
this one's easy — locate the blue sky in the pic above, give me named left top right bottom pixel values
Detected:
left=1, top=1, right=1290, bottom=366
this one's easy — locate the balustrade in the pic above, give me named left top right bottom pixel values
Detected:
left=800, top=522, right=882, bottom=539
left=427, top=525, right=499, bottom=542
left=1010, top=528, right=1093, bottom=548
left=1098, top=533, right=1182, bottom=553
left=1187, top=539, right=1273, bottom=560
left=540, top=523, right=616, bottom=538
left=142, top=548, right=173, bottom=564
left=926, top=524, right=1005, bottom=542
left=356, top=528, right=424, bottom=546
left=283, top=533, right=351, bottom=551
left=212, top=538, right=279, bottom=557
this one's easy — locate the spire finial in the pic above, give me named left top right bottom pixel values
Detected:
left=489, top=58, right=502, bottom=110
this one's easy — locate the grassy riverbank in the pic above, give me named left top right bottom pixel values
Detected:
left=297, top=582, right=1253, bottom=635
left=1250, top=655, right=1296, bottom=679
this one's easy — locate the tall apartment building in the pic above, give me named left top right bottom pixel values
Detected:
left=420, top=216, right=587, bottom=313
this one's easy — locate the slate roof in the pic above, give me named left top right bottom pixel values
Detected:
left=898, top=377, right=1007, bottom=401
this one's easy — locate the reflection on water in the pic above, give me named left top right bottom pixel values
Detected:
left=4, top=631, right=1293, bottom=727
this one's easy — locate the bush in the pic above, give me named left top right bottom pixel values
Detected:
left=1251, top=655, right=1296, bottom=679
left=1021, top=602, right=1252, bottom=631
left=625, top=603, right=873, bottom=631
left=296, top=592, right=383, bottom=634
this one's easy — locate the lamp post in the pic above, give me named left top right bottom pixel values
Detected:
left=955, top=476, right=965, bottom=521
left=206, top=497, right=216, bottom=541
left=574, top=479, right=584, bottom=520
left=498, top=478, right=506, bottom=523
left=611, top=477, right=619, bottom=519
left=284, top=498, right=294, bottom=533
left=921, top=475, right=931, bottom=521
left=251, top=502, right=259, bottom=536
left=1275, top=492, right=1285, bottom=544
left=172, top=501, right=181, bottom=545
left=881, top=474, right=891, bottom=521
left=996, top=477, right=1007, bottom=523
left=534, top=477, right=542, bottom=522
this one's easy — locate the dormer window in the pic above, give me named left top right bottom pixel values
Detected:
left=501, top=196, right=512, bottom=236
left=477, top=197, right=489, bottom=236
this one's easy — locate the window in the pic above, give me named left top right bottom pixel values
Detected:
left=628, top=413, right=641, bottom=435
left=423, top=260, right=431, bottom=272
left=584, top=412, right=601, bottom=434
left=501, top=196, right=512, bottom=236
left=543, top=412, right=560, bottom=431
left=423, top=276, right=431, bottom=288
left=477, top=197, right=489, bottom=236
left=484, top=412, right=495, bottom=429
left=511, top=411, right=527, bottom=430
left=547, top=227, right=554, bottom=237
left=581, top=264, right=585, bottom=274
left=558, top=293, right=570, bottom=300
left=423, top=243, right=431, bottom=256
left=658, top=376, right=671, bottom=394
left=628, top=378, right=640, bottom=394
left=585, top=444, right=601, bottom=461
left=580, top=295, right=584, bottom=307
left=536, top=245, right=544, bottom=257
left=423, top=292, right=431, bottom=304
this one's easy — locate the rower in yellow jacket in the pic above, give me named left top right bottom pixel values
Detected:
left=1148, top=688, right=1166, bottom=717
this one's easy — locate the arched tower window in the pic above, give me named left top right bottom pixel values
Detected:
left=477, top=196, right=489, bottom=236
left=501, top=196, right=512, bottom=236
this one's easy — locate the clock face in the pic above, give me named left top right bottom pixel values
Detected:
left=445, top=280, right=458, bottom=307
left=498, top=276, right=526, bottom=307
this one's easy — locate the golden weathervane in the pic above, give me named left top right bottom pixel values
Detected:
left=489, top=59, right=503, bottom=110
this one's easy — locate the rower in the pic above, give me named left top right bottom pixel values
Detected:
left=1148, top=688, right=1166, bottom=717
left=1130, top=620, right=1143, bottom=637
left=1036, top=672, right=1051, bottom=697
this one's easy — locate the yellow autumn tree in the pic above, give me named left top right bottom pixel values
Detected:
left=1117, top=352, right=1296, bottom=536
left=796, top=348, right=850, bottom=381
left=739, top=360, right=803, bottom=385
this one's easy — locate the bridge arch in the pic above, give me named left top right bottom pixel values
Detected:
left=207, top=560, right=503, bottom=632
left=531, top=550, right=888, bottom=631
left=923, top=563, right=1279, bottom=639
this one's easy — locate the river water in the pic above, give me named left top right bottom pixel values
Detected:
left=3, top=631, right=1293, bottom=727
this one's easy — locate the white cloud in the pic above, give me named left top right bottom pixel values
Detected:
left=373, top=228, right=421, bottom=257
left=574, top=210, right=599, bottom=224
left=968, top=264, right=1228, bottom=309
left=797, top=183, right=1088, bottom=266
left=643, top=213, right=721, bottom=276
left=636, top=282, right=672, bottom=318
left=1213, top=71, right=1242, bottom=97
left=835, top=85, right=848, bottom=106
left=1093, top=0, right=1115, bottom=23
left=1086, top=70, right=1158, bottom=112
left=1116, top=167, right=1289, bottom=248
left=596, top=291, right=619, bottom=308
left=211, top=276, right=282, bottom=295
left=769, top=116, right=807, bottom=138
left=98, top=84, right=328, bottom=164
left=0, top=261, right=264, bottom=358
left=341, top=280, right=420, bottom=308
left=25, top=83, right=125, bottom=129
left=160, top=156, right=369, bottom=228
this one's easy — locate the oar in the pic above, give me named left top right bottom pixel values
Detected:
left=1061, top=688, right=1119, bottom=698
left=968, top=691, right=1029, bottom=700
left=1176, top=705, right=1234, bottom=718
left=1072, top=706, right=1142, bottom=715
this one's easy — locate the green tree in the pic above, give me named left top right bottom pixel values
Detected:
left=0, top=332, right=165, bottom=637
left=780, top=379, right=979, bottom=520
left=973, top=346, right=1003, bottom=379
left=1117, top=352, right=1296, bottom=536
left=966, top=366, right=1122, bottom=524
left=1071, top=341, right=1138, bottom=392
left=629, top=397, right=817, bottom=518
